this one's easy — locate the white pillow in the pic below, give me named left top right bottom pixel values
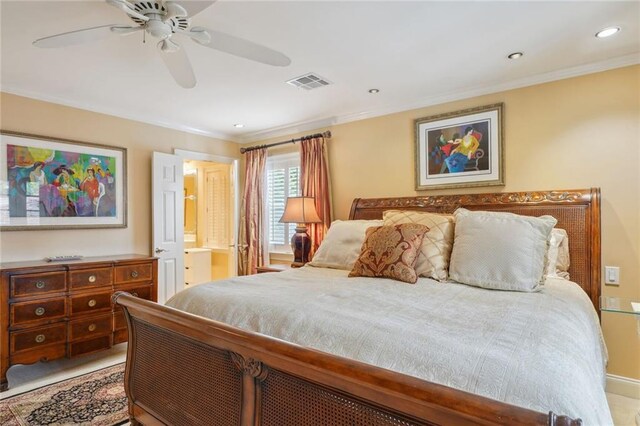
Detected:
left=449, top=208, right=557, bottom=292
left=308, top=220, right=383, bottom=270
left=546, top=228, right=570, bottom=280
left=383, top=210, right=455, bottom=281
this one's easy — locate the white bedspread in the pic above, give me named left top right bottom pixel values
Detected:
left=166, top=266, right=611, bottom=425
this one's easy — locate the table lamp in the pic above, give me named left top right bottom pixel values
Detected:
left=279, top=196, right=322, bottom=267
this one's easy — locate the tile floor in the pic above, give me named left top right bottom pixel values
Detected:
left=1, top=347, right=639, bottom=425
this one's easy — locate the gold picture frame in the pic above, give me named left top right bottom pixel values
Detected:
left=415, top=103, right=504, bottom=190
left=0, top=131, right=127, bottom=230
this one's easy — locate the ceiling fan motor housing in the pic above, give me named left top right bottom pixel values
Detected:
left=129, top=1, right=190, bottom=35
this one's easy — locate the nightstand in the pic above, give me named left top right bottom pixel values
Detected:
left=256, top=264, right=292, bottom=274
left=600, top=297, right=640, bottom=424
left=600, top=297, right=640, bottom=316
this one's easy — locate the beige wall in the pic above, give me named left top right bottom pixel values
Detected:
left=253, top=65, right=640, bottom=379
left=0, top=92, right=241, bottom=263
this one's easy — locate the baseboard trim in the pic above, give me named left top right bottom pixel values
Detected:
left=607, top=374, right=640, bottom=399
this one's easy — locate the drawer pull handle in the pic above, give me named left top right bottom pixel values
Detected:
left=88, top=324, right=97, bottom=332
left=88, top=275, right=97, bottom=283
left=34, top=281, right=46, bottom=289
left=35, top=307, right=46, bottom=316
left=88, top=299, right=97, bottom=307
left=35, top=334, right=45, bottom=343
left=130, top=271, right=139, bottom=278
left=131, top=292, right=139, bottom=298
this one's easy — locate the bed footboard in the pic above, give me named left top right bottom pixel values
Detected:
left=114, top=292, right=582, bottom=426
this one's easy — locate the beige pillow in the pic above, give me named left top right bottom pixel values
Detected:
left=383, top=210, right=454, bottom=281
left=546, top=228, right=570, bottom=280
left=349, top=224, right=430, bottom=284
left=308, top=220, right=383, bottom=270
left=449, top=208, right=557, bottom=292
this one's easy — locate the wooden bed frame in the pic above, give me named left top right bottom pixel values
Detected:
left=116, top=188, right=601, bottom=426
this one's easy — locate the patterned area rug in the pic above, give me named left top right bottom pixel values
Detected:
left=0, top=363, right=127, bottom=426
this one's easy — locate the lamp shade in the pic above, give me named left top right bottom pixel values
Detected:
left=279, top=197, right=322, bottom=224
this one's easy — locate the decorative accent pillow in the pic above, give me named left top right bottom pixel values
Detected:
left=348, top=223, right=430, bottom=284
left=546, top=228, right=570, bottom=280
left=448, top=208, right=557, bottom=292
left=308, top=220, right=383, bottom=270
left=383, top=210, right=455, bottom=281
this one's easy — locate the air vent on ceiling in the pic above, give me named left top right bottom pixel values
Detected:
left=286, top=73, right=332, bottom=90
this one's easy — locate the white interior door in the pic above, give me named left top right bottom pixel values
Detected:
left=152, top=152, right=184, bottom=303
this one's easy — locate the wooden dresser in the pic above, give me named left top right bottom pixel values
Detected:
left=0, top=254, right=157, bottom=391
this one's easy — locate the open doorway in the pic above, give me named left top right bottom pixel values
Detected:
left=152, top=149, right=238, bottom=302
left=182, top=159, right=236, bottom=288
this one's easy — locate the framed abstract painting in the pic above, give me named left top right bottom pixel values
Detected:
left=415, top=103, right=504, bottom=190
left=0, top=131, right=127, bottom=230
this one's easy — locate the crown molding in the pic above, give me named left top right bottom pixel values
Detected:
left=3, top=53, right=638, bottom=146
left=0, top=86, right=240, bottom=143
left=238, top=53, right=640, bottom=143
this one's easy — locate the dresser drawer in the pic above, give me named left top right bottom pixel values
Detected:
left=69, top=267, right=113, bottom=291
left=113, top=311, right=127, bottom=330
left=113, top=284, right=154, bottom=310
left=11, top=344, right=67, bottom=365
left=69, top=314, right=113, bottom=341
left=68, top=335, right=112, bottom=358
left=10, top=271, right=66, bottom=299
left=115, top=263, right=153, bottom=284
left=114, top=328, right=128, bottom=344
left=11, top=298, right=66, bottom=327
left=70, top=292, right=112, bottom=316
left=11, top=323, right=67, bottom=353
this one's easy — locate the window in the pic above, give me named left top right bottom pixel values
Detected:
left=266, top=153, right=300, bottom=253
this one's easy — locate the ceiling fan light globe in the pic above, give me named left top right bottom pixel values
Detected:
left=147, top=20, right=173, bottom=39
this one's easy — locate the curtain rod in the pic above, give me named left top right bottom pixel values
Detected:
left=240, top=131, right=332, bottom=154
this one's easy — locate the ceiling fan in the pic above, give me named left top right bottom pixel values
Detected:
left=33, top=0, right=291, bottom=89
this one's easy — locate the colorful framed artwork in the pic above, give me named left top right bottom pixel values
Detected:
left=0, top=131, right=127, bottom=230
left=415, top=103, right=504, bottom=190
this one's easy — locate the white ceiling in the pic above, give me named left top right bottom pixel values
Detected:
left=1, top=1, right=639, bottom=143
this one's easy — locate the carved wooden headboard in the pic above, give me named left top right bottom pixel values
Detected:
left=349, top=188, right=601, bottom=312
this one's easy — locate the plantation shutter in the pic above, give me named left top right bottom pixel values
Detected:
left=266, top=154, right=300, bottom=250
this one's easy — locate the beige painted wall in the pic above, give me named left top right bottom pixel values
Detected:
left=253, top=65, right=640, bottom=379
left=0, top=92, right=241, bottom=263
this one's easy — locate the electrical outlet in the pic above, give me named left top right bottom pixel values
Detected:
left=604, top=266, right=620, bottom=285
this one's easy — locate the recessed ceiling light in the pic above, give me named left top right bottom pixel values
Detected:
left=233, top=124, right=244, bottom=128
left=595, top=27, right=620, bottom=38
left=507, top=52, right=524, bottom=59
left=368, top=89, right=380, bottom=94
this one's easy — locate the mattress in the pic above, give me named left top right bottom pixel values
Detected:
left=166, top=266, right=612, bottom=425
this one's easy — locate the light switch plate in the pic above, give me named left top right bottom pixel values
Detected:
left=604, top=266, right=620, bottom=285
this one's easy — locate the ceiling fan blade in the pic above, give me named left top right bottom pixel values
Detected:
left=165, top=1, right=188, bottom=19
left=158, top=41, right=196, bottom=89
left=110, top=25, right=143, bottom=35
left=177, top=1, right=215, bottom=18
left=33, top=25, right=121, bottom=48
left=106, top=0, right=149, bottom=22
left=190, top=27, right=291, bottom=67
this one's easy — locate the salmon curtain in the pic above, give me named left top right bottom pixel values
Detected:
left=238, top=148, right=267, bottom=275
left=300, top=136, right=332, bottom=257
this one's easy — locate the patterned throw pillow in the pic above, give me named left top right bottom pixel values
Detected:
left=348, top=223, right=430, bottom=284
left=383, top=210, right=455, bottom=281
